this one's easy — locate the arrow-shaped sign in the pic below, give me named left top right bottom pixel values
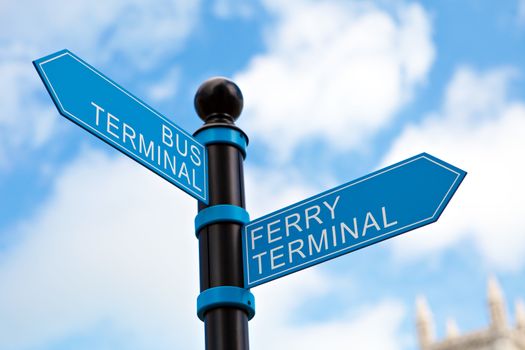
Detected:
left=242, top=153, right=466, bottom=288
left=34, top=49, right=208, bottom=203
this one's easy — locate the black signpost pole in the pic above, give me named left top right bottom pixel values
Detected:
left=193, top=78, right=252, bottom=350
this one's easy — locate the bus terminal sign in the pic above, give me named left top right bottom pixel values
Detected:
left=34, top=50, right=208, bottom=203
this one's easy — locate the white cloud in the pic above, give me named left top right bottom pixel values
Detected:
left=0, top=0, right=200, bottom=168
left=1, top=0, right=200, bottom=69
left=254, top=301, right=406, bottom=350
left=147, top=67, right=181, bottom=103
left=519, top=0, right=525, bottom=26
left=245, top=164, right=316, bottom=218
left=0, top=45, right=58, bottom=168
left=0, top=147, right=407, bottom=349
left=235, top=0, right=434, bottom=160
left=382, top=66, right=525, bottom=271
left=252, top=268, right=407, bottom=350
left=0, top=149, right=201, bottom=349
left=213, top=0, right=255, bottom=19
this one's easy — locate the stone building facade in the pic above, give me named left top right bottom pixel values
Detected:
left=416, top=277, right=525, bottom=350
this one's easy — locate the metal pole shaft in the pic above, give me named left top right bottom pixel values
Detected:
left=194, top=78, right=250, bottom=350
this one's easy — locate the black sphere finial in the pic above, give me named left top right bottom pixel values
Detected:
left=194, top=77, right=243, bottom=123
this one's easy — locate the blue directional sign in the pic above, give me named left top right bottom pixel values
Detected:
left=33, top=49, right=208, bottom=203
left=242, top=153, right=466, bottom=288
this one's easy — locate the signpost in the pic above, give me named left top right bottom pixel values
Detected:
left=243, top=153, right=466, bottom=288
left=34, top=49, right=466, bottom=350
left=33, top=50, right=208, bottom=203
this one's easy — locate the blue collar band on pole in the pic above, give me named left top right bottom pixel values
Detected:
left=194, top=204, right=250, bottom=236
left=194, top=126, right=248, bottom=158
left=197, top=286, right=256, bottom=321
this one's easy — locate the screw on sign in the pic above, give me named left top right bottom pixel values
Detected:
left=34, top=49, right=466, bottom=350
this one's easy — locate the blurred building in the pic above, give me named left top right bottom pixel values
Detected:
left=416, top=277, right=525, bottom=350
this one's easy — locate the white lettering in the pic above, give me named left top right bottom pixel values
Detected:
left=270, top=246, right=285, bottom=270
left=305, top=205, right=322, bottom=229
left=362, top=211, right=380, bottom=236
left=323, top=195, right=340, bottom=220
left=330, top=225, right=338, bottom=247
left=340, top=218, right=359, bottom=242
left=250, top=226, right=264, bottom=250
left=139, top=134, right=154, bottom=161
left=192, top=169, right=202, bottom=191
left=267, top=220, right=282, bottom=244
left=285, top=213, right=302, bottom=237
left=178, top=162, right=190, bottom=184
left=91, top=101, right=104, bottom=126
left=162, top=124, right=173, bottom=147
left=308, top=229, right=328, bottom=255
left=122, top=123, right=137, bottom=150
left=288, top=239, right=306, bottom=263
left=382, top=206, right=398, bottom=228
left=163, top=150, right=176, bottom=175
left=190, top=145, right=201, bottom=167
left=252, top=251, right=267, bottom=274
left=106, top=112, right=120, bottom=139
left=175, top=134, right=187, bottom=156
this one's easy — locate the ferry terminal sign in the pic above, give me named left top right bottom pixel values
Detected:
left=243, top=153, right=466, bottom=288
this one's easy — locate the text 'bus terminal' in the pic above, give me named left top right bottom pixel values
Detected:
left=90, top=101, right=204, bottom=192
left=33, top=50, right=208, bottom=202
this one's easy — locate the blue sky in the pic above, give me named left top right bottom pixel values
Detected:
left=1, top=0, right=525, bottom=349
